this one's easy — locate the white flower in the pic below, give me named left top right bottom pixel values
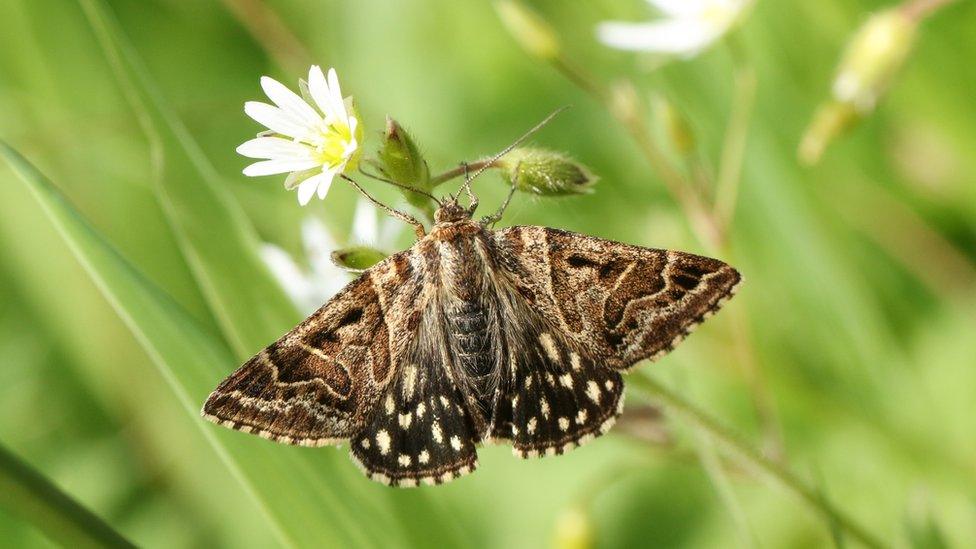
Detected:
left=261, top=199, right=400, bottom=314
left=597, top=0, right=752, bottom=58
left=237, top=66, right=363, bottom=205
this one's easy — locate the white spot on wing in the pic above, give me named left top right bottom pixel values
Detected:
left=559, top=374, right=573, bottom=389
left=541, top=398, right=550, bottom=419
left=439, top=395, right=450, bottom=408
left=384, top=394, right=394, bottom=415
left=576, top=409, right=588, bottom=424
left=419, top=450, right=430, bottom=464
left=539, top=333, right=560, bottom=361
left=376, top=430, right=391, bottom=455
left=416, top=402, right=427, bottom=418
left=558, top=417, right=569, bottom=431
left=432, top=421, right=443, bottom=444
left=570, top=353, right=582, bottom=371
left=360, top=439, right=370, bottom=449
left=398, top=454, right=411, bottom=466
left=586, top=381, right=601, bottom=404
left=398, top=412, right=412, bottom=429
left=527, top=417, right=537, bottom=434
left=450, top=435, right=462, bottom=451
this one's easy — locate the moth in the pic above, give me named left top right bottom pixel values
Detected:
left=202, top=121, right=741, bottom=487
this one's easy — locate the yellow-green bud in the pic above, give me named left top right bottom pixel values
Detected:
left=497, top=148, right=597, bottom=196
left=798, top=9, right=917, bottom=165
left=376, top=117, right=433, bottom=212
left=330, top=246, right=387, bottom=272
left=495, top=0, right=561, bottom=61
left=651, top=94, right=696, bottom=156
left=552, top=506, right=593, bottom=549
left=833, top=9, right=916, bottom=113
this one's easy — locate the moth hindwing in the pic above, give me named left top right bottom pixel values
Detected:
left=202, top=201, right=740, bottom=487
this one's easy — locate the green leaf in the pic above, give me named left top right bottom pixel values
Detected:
left=77, top=0, right=299, bottom=360
left=0, top=442, right=135, bottom=549
left=1, top=142, right=467, bottom=549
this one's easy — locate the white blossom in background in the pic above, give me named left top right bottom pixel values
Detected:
left=597, top=0, right=752, bottom=58
left=261, top=199, right=401, bottom=314
left=237, top=66, right=363, bottom=205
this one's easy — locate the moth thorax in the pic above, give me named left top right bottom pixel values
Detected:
left=434, top=200, right=473, bottom=223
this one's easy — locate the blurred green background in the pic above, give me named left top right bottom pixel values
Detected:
left=1, top=0, right=975, bottom=547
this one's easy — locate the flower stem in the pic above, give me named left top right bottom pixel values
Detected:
left=629, top=374, right=886, bottom=549
left=429, top=159, right=499, bottom=187
left=0, top=442, right=135, bottom=548
left=714, top=61, right=757, bottom=235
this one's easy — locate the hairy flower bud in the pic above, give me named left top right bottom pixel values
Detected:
left=376, top=117, right=433, bottom=212
left=331, top=246, right=388, bottom=272
left=497, top=148, right=597, bottom=196
left=495, top=0, right=561, bottom=61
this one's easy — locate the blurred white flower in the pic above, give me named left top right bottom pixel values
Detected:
left=262, top=199, right=400, bottom=314
left=238, top=65, right=363, bottom=205
left=597, top=0, right=752, bottom=58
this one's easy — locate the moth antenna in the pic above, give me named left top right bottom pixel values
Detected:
left=453, top=106, right=570, bottom=205
left=340, top=174, right=427, bottom=238
left=358, top=165, right=442, bottom=206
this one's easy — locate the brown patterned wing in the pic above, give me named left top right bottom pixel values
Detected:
left=202, top=250, right=425, bottom=447
left=492, top=226, right=741, bottom=369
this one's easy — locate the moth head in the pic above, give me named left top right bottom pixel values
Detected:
left=434, top=197, right=474, bottom=224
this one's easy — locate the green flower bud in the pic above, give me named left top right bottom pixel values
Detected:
left=495, top=0, right=561, bottom=61
left=497, top=148, right=597, bottom=196
left=330, top=246, right=387, bottom=272
left=376, top=117, right=433, bottom=213
left=833, top=9, right=916, bottom=113
left=651, top=94, right=696, bottom=156
left=799, top=8, right=917, bottom=165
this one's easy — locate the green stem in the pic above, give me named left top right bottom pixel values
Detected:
left=714, top=59, right=757, bottom=235
left=629, top=375, right=886, bottom=549
left=0, top=442, right=135, bottom=548
left=429, top=159, right=498, bottom=187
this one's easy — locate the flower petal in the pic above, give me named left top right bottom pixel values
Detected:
left=596, top=19, right=719, bottom=55
left=237, top=137, right=314, bottom=160
left=350, top=198, right=379, bottom=245
left=296, top=176, right=320, bottom=205
left=308, top=65, right=339, bottom=121
left=260, top=76, right=321, bottom=126
left=326, top=68, right=349, bottom=124
left=646, top=0, right=708, bottom=17
left=261, top=243, right=314, bottom=306
left=243, top=158, right=320, bottom=177
left=315, top=169, right=337, bottom=199
left=244, top=101, right=310, bottom=139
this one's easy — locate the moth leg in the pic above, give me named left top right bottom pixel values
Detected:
left=341, top=174, right=426, bottom=239
left=480, top=165, right=518, bottom=227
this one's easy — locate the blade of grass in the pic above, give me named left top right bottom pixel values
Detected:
left=77, top=0, right=299, bottom=361
left=629, top=373, right=886, bottom=549
left=0, top=442, right=135, bottom=549
left=0, top=142, right=404, bottom=549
